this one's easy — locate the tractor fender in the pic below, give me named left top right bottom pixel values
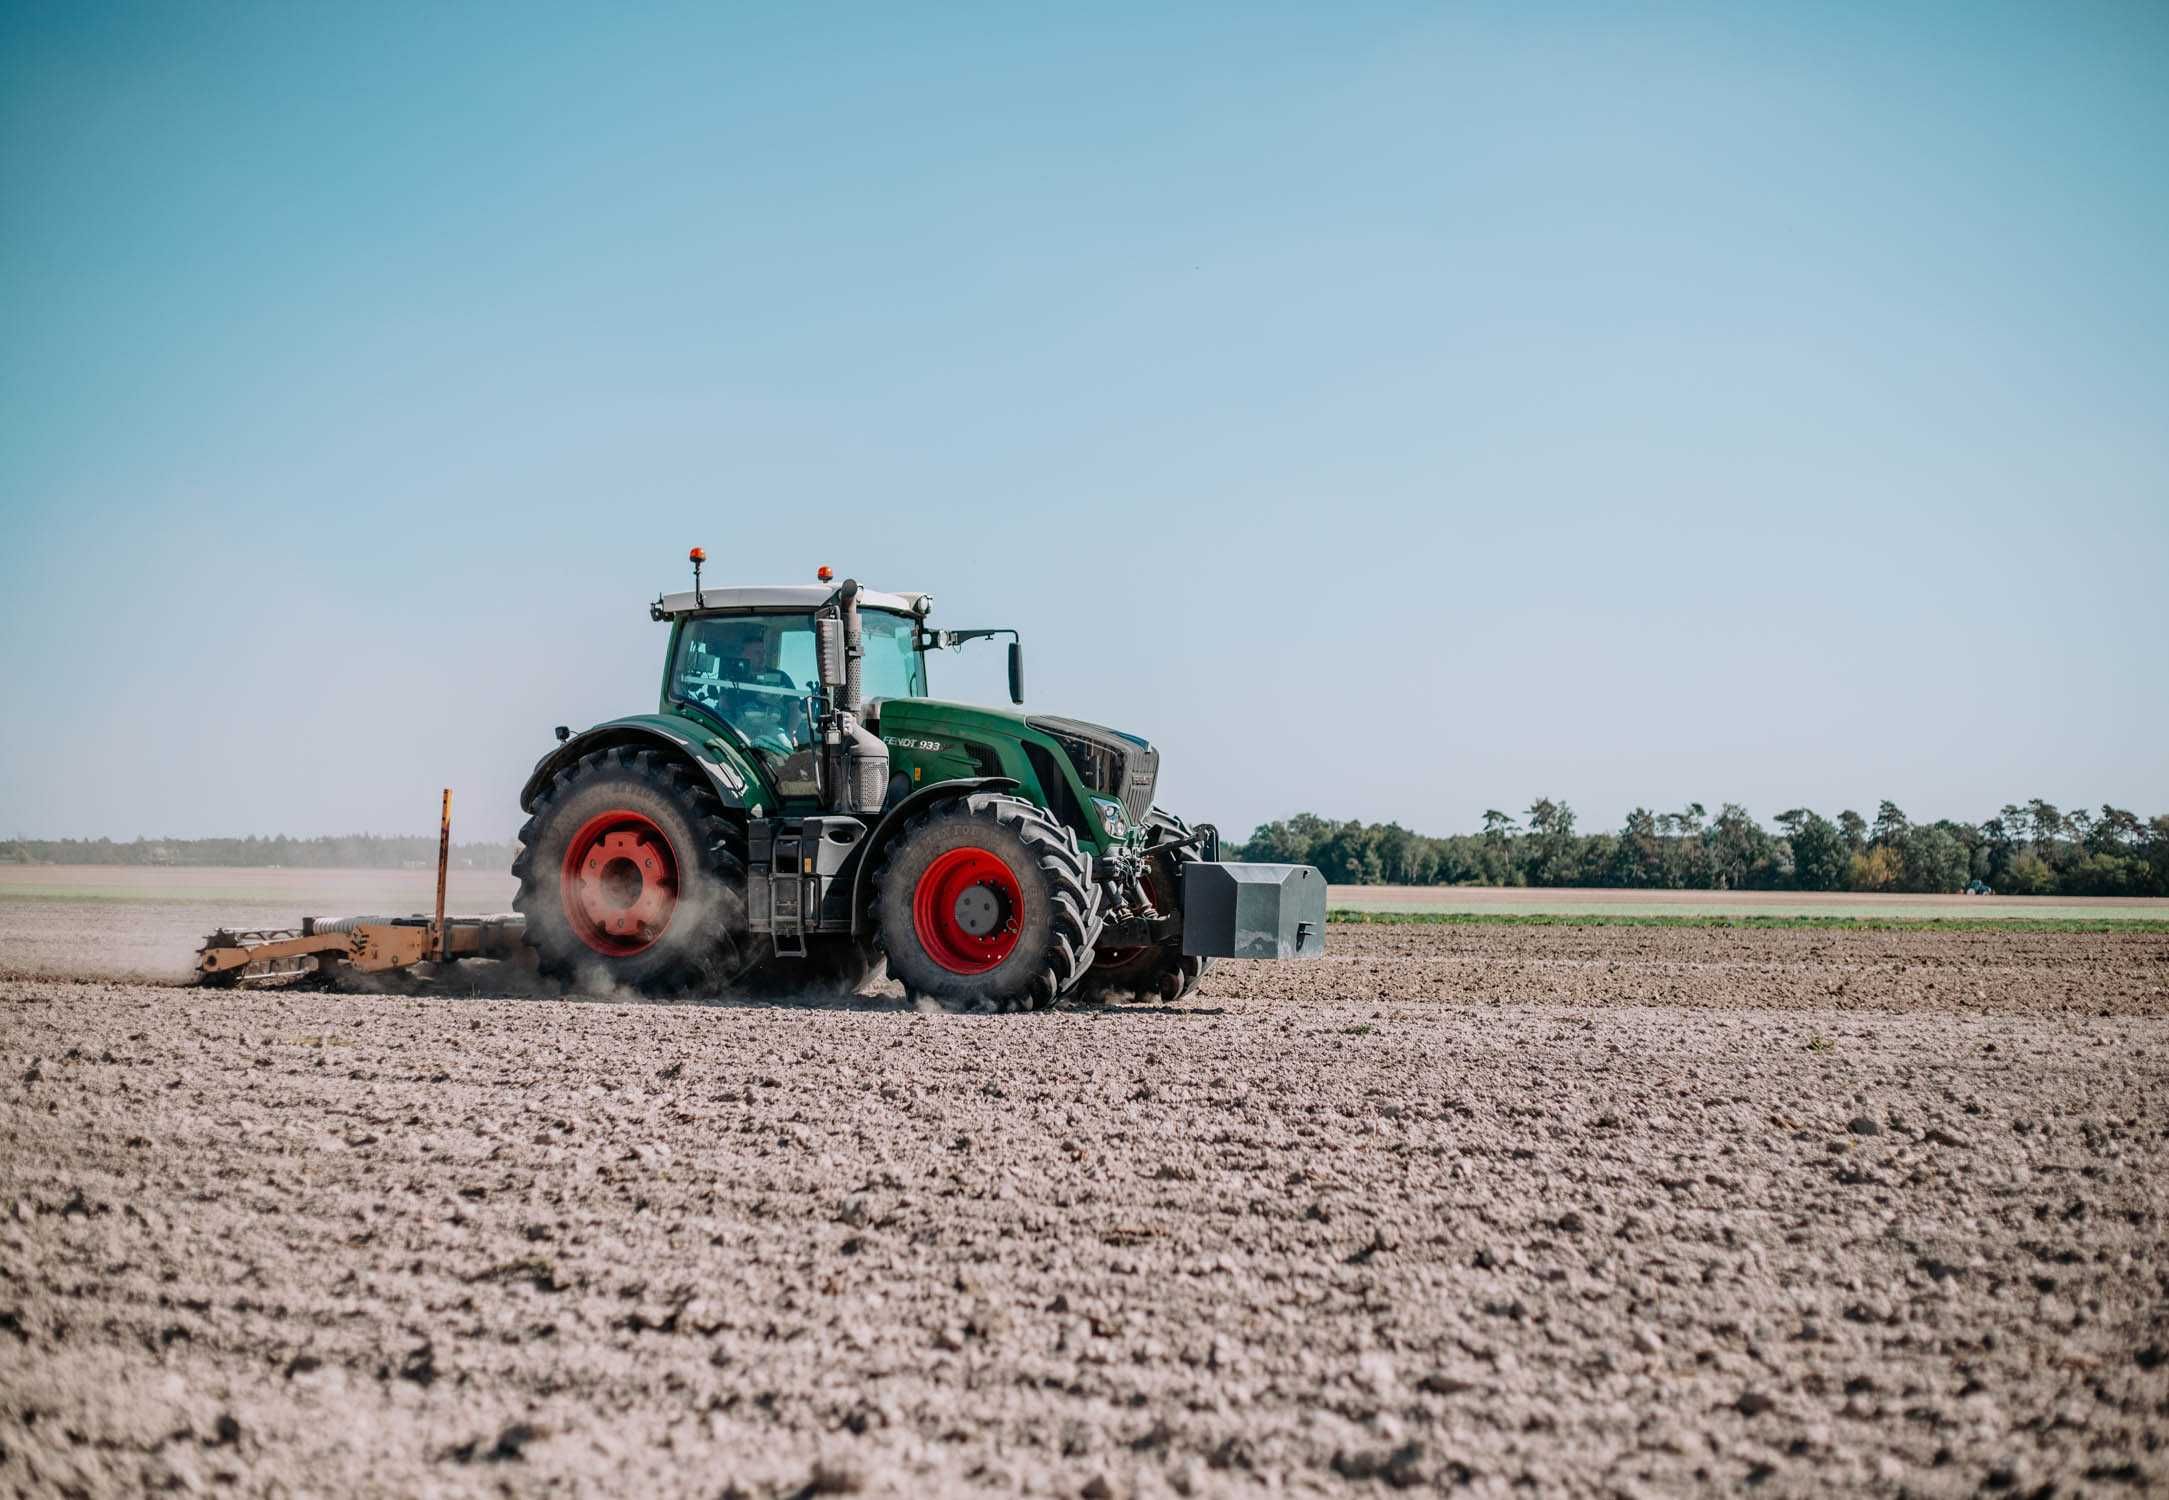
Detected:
left=848, top=776, right=1020, bottom=933
left=520, top=715, right=759, bottom=814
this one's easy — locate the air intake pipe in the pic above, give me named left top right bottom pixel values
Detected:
left=815, top=577, right=887, bottom=815
left=840, top=578, right=863, bottom=715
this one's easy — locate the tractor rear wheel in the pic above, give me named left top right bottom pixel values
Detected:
left=512, top=747, right=756, bottom=995
left=872, top=792, right=1101, bottom=1012
left=1076, top=808, right=1215, bottom=1005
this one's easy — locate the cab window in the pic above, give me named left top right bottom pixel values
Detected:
left=672, top=615, right=817, bottom=755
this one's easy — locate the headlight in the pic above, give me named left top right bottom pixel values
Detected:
left=1091, top=797, right=1128, bottom=839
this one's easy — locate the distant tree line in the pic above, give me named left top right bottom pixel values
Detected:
left=1230, top=800, right=2169, bottom=897
left=0, top=835, right=518, bottom=870
left=10, top=800, right=2166, bottom=896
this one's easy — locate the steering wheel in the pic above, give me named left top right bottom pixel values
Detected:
left=718, top=670, right=791, bottom=744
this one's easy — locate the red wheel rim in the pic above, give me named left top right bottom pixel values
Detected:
left=912, top=846, right=1023, bottom=974
left=560, top=810, right=679, bottom=957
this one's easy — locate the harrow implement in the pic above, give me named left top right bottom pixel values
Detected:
left=196, top=914, right=527, bottom=986
left=194, top=789, right=527, bottom=986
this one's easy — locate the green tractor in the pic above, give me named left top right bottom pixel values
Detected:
left=510, top=556, right=1325, bottom=1009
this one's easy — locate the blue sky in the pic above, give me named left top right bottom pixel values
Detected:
left=3, top=0, right=2165, bottom=843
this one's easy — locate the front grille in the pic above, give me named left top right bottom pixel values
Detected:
left=1032, top=720, right=1122, bottom=794
left=1120, top=745, right=1157, bottom=824
left=1029, top=715, right=1157, bottom=827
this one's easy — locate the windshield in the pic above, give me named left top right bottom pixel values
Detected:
left=860, top=611, right=925, bottom=700
left=670, top=611, right=925, bottom=755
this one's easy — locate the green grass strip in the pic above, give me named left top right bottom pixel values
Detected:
left=1325, top=909, right=2169, bottom=934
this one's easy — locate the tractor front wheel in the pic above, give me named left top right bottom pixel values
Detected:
left=872, top=793, right=1101, bottom=1011
left=512, top=747, right=756, bottom=995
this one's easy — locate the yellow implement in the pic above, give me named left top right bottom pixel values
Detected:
left=195, top=914, right=527, bottom=986
left=194, top=788, right=526, bottom=986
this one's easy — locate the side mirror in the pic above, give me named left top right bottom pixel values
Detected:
left=1007, top=641, right=1025, bottom=705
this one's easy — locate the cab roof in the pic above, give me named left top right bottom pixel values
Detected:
left=650, top=584, right=928, bottom=621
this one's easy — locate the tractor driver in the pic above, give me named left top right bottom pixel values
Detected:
left=713, top=624, right=802, bottom=751
left=722, top=631, right=793, bottom=690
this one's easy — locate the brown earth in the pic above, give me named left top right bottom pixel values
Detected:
left=1329, top=886, right=2169, bottom=918
left=1221, top=923, right=2169, bottom=1017
left=3, top=924, right=2166, bottom=1498
left=6, top=867, right=2162, bottom=986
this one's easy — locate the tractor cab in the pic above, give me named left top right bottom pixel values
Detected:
left=666, top=600, right=926, bottom=759
left=648, top=576, right=1021, bottom=820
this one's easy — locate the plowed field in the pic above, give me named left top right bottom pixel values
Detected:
left=4, top=923, right=2165, bottom=1497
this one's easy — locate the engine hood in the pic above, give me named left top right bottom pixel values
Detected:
left=874, top=698, right=1159, bottom=827
left=874, top=698, right=1149, bottom=754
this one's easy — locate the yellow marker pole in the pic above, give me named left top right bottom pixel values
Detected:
left=435, top=788, right=453, bottom=961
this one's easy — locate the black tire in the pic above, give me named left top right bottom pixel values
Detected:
left=1075, top=808, right=1215, bottom=1004
left=512, top=746, right=757, bottom=996
left=871, top=792, right=1102, bottom=1012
